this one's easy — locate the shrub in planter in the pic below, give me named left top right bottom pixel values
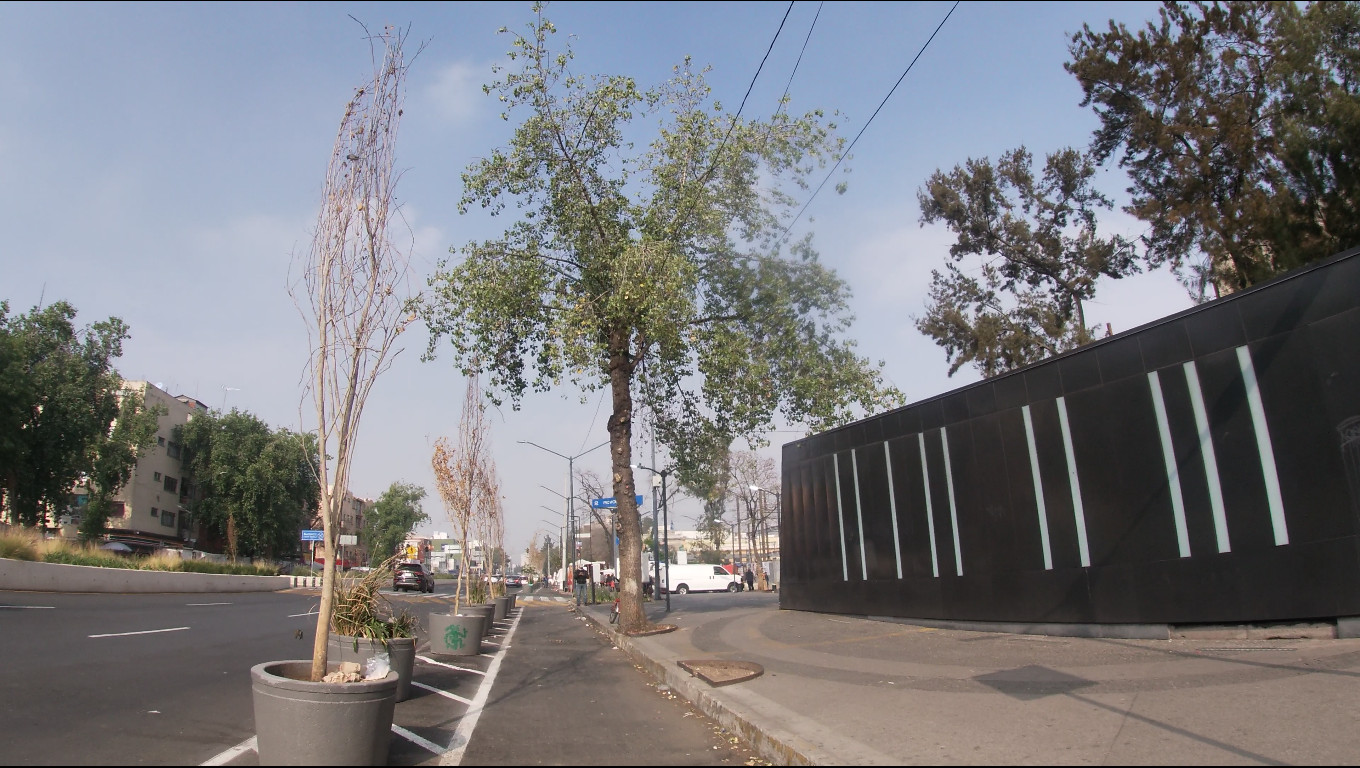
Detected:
left=328, top=563, right=420, bottom=702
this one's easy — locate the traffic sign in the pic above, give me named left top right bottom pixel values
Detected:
left=590, top=495, right=646, bottom=509
left=301, top=529, right=323, bottom=542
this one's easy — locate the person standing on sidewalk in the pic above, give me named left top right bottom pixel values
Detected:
left=743, top=567, right=755, bottom=593
left=573, top=565, right=589, bottom=605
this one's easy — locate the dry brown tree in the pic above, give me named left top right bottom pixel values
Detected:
left=292, top=24, right=419, bottom=682
left=431, top=368, right=497, bottom=611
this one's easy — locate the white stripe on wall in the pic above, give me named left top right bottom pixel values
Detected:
left=1056, top=397, right=1092, bottom=568
left=1148, top=371, right=1192, bottom=558
left=851, top=449, right=869, bottom=580
left=918, top=433, right=941, bottom=578
left=1021, top=405, right=1053, bottom=570
left=940, top=427, right=964, bottom=577
left=1237, top=345, right=1289, bottom=546
left=884, top=442, right=904, bottom=579
left=833, top=453, right=850, bottom=581
left=1184, top=361, right=1230, bottom=553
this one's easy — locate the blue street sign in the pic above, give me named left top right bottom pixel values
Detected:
left=590, top=495, right=646, bottom=509
left=301, top=529, right=324, bottom=542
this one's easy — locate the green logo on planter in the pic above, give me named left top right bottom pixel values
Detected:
left=445, top=624, right=467, bottom=650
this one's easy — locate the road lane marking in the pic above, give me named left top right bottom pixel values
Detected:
left=392, top=725, right=445, bottom=755
left=417, top=656, right=486, bottom=675
left=440, top=607, right=523, bottom=765
left=411, top=681, right=472, bottom=705
left=0, top=605, right=54, bottom=609
left=89, top=627, right=189, bottom=638
left=288, top=610, right=319, bottom=618
left=200, top=736, right=255, bottom=766
left=186, top=602, right=233, bottom=606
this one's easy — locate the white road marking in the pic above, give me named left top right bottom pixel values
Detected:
left=186, top=602, right=233, bottom=606
left=392, top=724, right=445, bottom=755
left=417, top=656, right=487, bottom=676
left=200, top=736, right=255, bottom=766
left=441, top=608, right=523, bottom=765
left=412, top=681, right=472, bottom=705
left=0, top=605, right=54, bottom=609
left=90, top=626, right=189, bottom=638
left=287, top=610, right=319, bottom=618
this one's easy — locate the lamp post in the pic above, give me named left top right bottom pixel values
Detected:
left=538, top=513, right=564, bottom=589
left=631, top=463, right=674, bottom=612
left=521, top=440, right=608, bottom=602
left=749, top=484, right=781, bottom=590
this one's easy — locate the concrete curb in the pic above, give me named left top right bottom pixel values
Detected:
left=0, top=557, right=290, bottom=593
left=580, top=608, right=822, bottom=766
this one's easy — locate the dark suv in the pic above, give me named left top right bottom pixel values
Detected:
left=393, top=562, right=435, bottom=593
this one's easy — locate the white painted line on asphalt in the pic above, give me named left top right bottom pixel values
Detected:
left=186, top=602, right=233, bottom=606
left=0, top=605, right=54, bottom=609
left=392, top=724, right=445, bottom=755
left=201, top=736, right=256, bottom=766
left=440, top=607, right=523, bottom=765
left=90, top=626, right=189, bottom=638
left=417, top=656, right=487, bottom=675
left=412, top=681, right=472, bottom=705
left=287, top=610, right=319, bottom=618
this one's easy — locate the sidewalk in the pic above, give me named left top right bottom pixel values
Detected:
left=579, top=592, right=1360, bottom=765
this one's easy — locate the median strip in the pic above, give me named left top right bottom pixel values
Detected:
left=89, top=626, right=190, bottom=638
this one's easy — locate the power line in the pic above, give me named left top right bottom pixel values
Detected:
left=778, top=0, right=962, bottom=244
left=704, top=1, right=795, bottom=180
left=776, top=1, right=824, bottom=117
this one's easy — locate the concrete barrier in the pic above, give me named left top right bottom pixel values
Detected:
left=0, top=557, right=291, bottom=593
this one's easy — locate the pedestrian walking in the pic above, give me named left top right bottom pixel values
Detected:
left=743, top=567, right=755, bottom=593
left=573, top=565, right=589, bottom=605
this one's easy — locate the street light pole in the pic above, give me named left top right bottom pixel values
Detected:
left=522, top=439, right=608, bottom=599
left=632, top=462, right=674, bottom=612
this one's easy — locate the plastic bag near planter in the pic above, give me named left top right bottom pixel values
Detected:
left=327, top=635, right=416, bottom=703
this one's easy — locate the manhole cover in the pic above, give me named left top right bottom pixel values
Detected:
left=677, top=659, right=764, bottom=687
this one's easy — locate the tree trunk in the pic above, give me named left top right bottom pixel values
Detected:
left=607, top=338, right=647, bottom=632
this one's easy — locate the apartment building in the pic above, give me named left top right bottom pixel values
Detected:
left=101, top=381, right=210, bottom=548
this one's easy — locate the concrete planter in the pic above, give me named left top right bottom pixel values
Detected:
left=327, top=634, right=416, bottom=703
left=428, top=613, right=485, bottom=656
left=250, top=660, right=397, bottom=766
left=493, top=596, right=511, bottom=622
left=463, top=603, right=495, bottom=624
left=507, top=593, right=517, bottom=611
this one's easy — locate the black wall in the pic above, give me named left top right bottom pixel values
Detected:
left=781, top=248, right=1360, bottom=625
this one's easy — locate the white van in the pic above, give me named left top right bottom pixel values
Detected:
left=661, top=563, right=741, bottom=594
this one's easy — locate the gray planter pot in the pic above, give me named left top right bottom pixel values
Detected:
left=327, top=634, right=416, bottom=703
left=428, top=613, right=484, bottom=656
left=463, top=603, right=495, bottom=624
left=251, top=660, right=398, bottom=766
left=493, top=596, right=510, bottom=622
left=507, top=593, right=517, bottom=611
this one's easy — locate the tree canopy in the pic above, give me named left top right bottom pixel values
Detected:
left=361, top=481, right=428, bottom=566
left=1068, top=0, right=1360, bottom=297
left=422, top=6, right=897, bottom=631
left=915, top=147, right=1138, bottom=377
left=175, top=410, right=320, bottom=559
left=0, top=300, right=156, bottom=529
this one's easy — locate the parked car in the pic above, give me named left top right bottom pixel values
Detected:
left=393, top=561, right=434, bottom=593
left=504, top=575, right=525, bottom=588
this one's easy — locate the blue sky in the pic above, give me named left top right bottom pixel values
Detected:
left=0, top=1, right=1193, bottom=559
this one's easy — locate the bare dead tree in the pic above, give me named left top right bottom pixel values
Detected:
left=431, top=368, right=497, bottom=610
left=292, top=24, right=418, bottom=682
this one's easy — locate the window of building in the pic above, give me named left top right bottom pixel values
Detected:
left=166, top=442, right=181, bottom=459
left=151, top=507, right=158, bottom=517
left=110, top=502, right=126, bottom=519
left=161, top=510, right=175, bottom=527
left=163, top=476, right=178, bottom=494
left=154, top=472, right=162, bottom=482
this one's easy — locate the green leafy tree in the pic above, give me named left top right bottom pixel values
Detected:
left=423, top=8, right=896, bottom=632
left=915, top=147, right=1138, bottom=377
left=176, top=410, right=320, bottom=559
left=0, top=300, right=143, bottom=528
left=1067, top=0, right=1360, bottom=297
left=79, top=390, right=165, bottom=540
left=360, top=481, right=429, bottom=566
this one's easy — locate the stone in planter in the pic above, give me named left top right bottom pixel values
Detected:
left=327, top=634, right=416, bottom=703
left=429, top=613, right=485, bottom=656
left=251, top=660, right=398, bottom=766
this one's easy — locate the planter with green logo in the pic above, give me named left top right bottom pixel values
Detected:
left=428, top=613, right=485, bottom=656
